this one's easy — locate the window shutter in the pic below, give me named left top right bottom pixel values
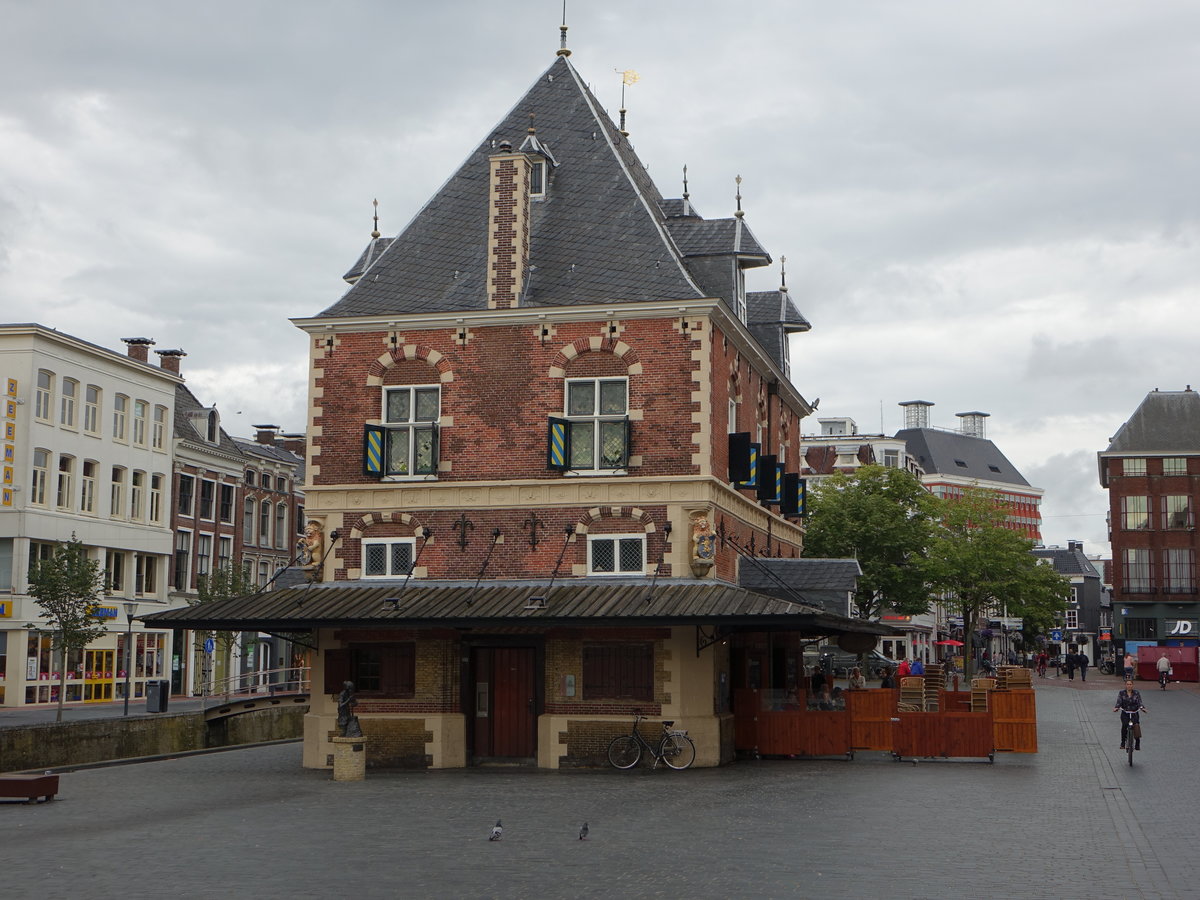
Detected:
left=363, top=425, right=386, bottom=477
left=620, top=416, right=631, bottom=468
left=728, top=432, right=752, bottom=482
left=797, top=477, right=808, bottom=517
left=380, top=644, right=415, bottom=697
left=780, top=473, right=800, bottom=515
left=323, top=648, right=351, bottom=695
left=737, top=443, right=760, bottom=488
left=547, top=417, right=570, bottom=469
left=756, top=454, right=778, bottom=501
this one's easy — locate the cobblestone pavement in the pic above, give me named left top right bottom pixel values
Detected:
left=4, top=675, right=1198, bottom=900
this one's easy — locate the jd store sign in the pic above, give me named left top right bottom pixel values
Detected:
left=1165, top=619, right=1199, bottom=637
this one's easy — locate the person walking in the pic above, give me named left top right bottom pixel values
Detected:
left=1077, top=650, right=1089, bottom=682
left=1065, top=651, right=1076, bottom=681
left=1124, top=651, right=1136, bottom=679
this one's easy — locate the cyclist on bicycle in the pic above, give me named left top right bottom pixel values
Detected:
left=1156, top=653, right=1171, bottom=689
left=1114, top=680, right=1146, bottom=751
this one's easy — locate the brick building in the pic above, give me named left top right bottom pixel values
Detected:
left=1099, top=388, right=1200, bottom=652
left=147, top=42, right=886, bottom=768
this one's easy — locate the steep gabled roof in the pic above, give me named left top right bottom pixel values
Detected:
left=317, top=55, right=708, bottom=318
left=896, top=427, right=1031, bottom=487
left=1104, top=389, right=1200, bottom=454
left=746, top=288, right=811, bottom=372
left=173, top=383, right=244, bottom=459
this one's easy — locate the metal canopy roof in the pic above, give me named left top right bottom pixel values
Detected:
left=140, top=578, right=894, bottom=636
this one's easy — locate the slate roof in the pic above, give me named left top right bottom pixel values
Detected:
left=319, top=55, right=711, bottom=319
left=1103, top=389, right=1200, bottom=454
left=341, top=236, right=393, bottom=284
left=138, top=578, right=895, bottom=636
left=746, top=288, right=811, bottom=372
left=665, top=217, right=770, bottom=261
left=1031, top=545, right=1100, bottom=578
left=233, top=437, right=305, bottom=482
left=896, top=427, right=1031, bottom=487
left=738, top=558, right=864, bottom=617
left=173, top=383, right=244, bottom=458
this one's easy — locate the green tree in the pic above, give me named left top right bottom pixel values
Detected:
left=192, top=564, right=257, bottom=695
left=803, top=465, right=943, bottom=620
left=26, top=537, right=109, bottom=722
left=927, top=488, right=1069, bottom=676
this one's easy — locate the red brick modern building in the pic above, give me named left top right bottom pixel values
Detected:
left=147, top=42, right=886, bottom=769
left=1100, top=388, right=1200, bottom=652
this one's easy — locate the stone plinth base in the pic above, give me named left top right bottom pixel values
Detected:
left=331, top=735, right=368, bottom=781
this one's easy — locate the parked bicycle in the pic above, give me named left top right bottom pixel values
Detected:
left=1098, top=657, right=1116, bottom=676
left=607, top=714, right=696, bottom=770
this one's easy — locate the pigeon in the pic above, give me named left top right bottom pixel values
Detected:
left=579, top=822, right=589, bottom=840
left=489, top=820, right=503, bottom=841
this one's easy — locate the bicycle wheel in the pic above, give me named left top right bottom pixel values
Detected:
left=659, top=733, right=696, bottom=770
left=607, top=735, right=642, bottom=769
left=1127, top=740, right=1134, bottom=766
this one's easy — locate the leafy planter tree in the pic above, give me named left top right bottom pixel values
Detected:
left=803, top=466, right=943, bottom=622
left=927, top=489, right=1069, bottom=678
left=26, top=537, right=109, bottom=723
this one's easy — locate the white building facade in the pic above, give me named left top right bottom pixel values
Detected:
left=0, top=326, right=177, bottom=706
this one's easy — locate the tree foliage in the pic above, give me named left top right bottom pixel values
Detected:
left=926, top=489, right=1069, bottom=675
left=802, top=466, right=942, bottom=620
left=26, top=537, right=109, bottom=722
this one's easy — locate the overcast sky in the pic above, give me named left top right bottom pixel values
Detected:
left=2, top=1, right=1197, bottom=559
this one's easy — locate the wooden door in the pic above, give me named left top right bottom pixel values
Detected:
left=472, top=647, right=537, bottom=761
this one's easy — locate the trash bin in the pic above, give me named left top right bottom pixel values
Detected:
left=146, top=679, right=170, bottom=713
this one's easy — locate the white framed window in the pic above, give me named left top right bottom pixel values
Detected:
left=587, top=533, right=645, bottom=575
left=362, top=537, right=415, bottom=578
left=371, top=384, right=440, bottom=478
left=275, top=503, right=287, bottom=549
left=1064, top=608, right=1078, bottom=630
left=110, top=466, right=126, bottom=518
left=1123, top=548, right=1150, bottom=593
left=35, top=370, right=53, bottom=421
left=257, top=561, right=269, bottom=588
left=105, top=550, right=125, bottom=594
left=31, top=451, right=51, bottom=505
left=173, top=531, right=191, bottom=591
left=81, top=460, right=97, bottom=514
left=243, top=497, right=255, bottom=544
left=530, top=159, right=547, bottom=196
left=1163, top=548, right=1195, bottom=593
left=196, top=535, right=212, bottom=578
left=561, top=377, right=629, bottom=471
left=149, top=474, right=163, bottom=523
left=883, top=449, right=900, bottom=468
left=1164, top=495, right=1193, bottom=529
left=176, top=474, right=194, bottom=517
left=728, top=398, right=738, bottom=434
left=152, top=405, right=168, bottom=449
left=60, top=378, right=78, bottom=427
left=130, top=471, right=145, bottom=521
left=198, top=479, right=215, bottom=520
left=132, top=400, right=148, bottom=446
left=217, top=536, right=233, bottom=571
left=219, top=483, right=234, bottom=523
left=84, top=385, right=101, bottom=434
left=112, top=394, right=128, bottom=441
left=735, top=269, right=747, bottom=323
left=55, top=455, right=74, bottom=510
left=136, top=555, right=157, bottom=597
left=259, top=500, right=271, bottom=547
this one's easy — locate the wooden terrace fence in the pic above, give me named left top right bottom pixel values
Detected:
left=734, top=687, right=1037, bottom=762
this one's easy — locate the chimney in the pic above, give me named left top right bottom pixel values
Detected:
left=956, top=411, right=990, bottom=439
left=155, top=348, right=187, bottom=375
left=899, top=400, right=933, bottom=429
left=486, top=140, right=532, bottom=309
left=277, top=432, right=307, bottom=455
left=121, top=337, right=155, bottom=363
left=1068, top=540, right=1082, bottom=552
left=252, top=424, right=280, bottom=445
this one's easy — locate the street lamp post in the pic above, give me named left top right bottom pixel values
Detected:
left=122, top=601, right=138, bottom=716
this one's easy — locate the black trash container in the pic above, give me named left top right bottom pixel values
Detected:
left=146, top=679, right=170, bottom=713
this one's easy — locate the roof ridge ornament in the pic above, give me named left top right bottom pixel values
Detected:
left=780, top=255, right=788, bottom=293
left=615, top=68, right=639, bottom=136
left=557, top=1, right=571, bottom=56
left=371, top=198, right=381, bottom=240
left=734, top=174, right=744, bottom=219
left=682, top=164, right=689, bottom=200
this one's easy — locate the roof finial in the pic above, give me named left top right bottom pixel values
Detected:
left=780, top=255, right=788, bottom=292
left=557, top=1, right=571, bottom=56
left=734, top=175, right=744, bottom=218
left=615, top=69, right=639, bottom=137
left=682, top=164, right=689, bottom=200
left=371, top=198, right=380, bottom=239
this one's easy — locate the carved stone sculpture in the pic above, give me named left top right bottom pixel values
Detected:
left=297, top=520, right=325, bottom=582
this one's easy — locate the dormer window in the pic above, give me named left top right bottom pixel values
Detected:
left=735, top=268, right=747, bottom=323
left=531, top=160, right=546, bottom=197
left=207, top=409, right=219, bottom=443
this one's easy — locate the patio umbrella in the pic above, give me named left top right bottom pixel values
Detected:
left=934, top=639, right=964, bottom=646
